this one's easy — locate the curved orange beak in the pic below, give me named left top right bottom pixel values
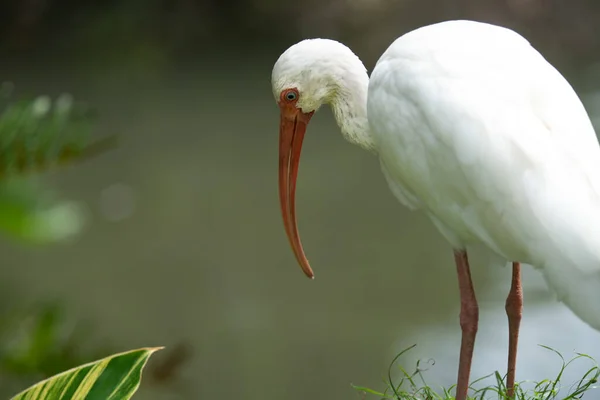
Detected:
left=278, top=104, right=315, bottom=278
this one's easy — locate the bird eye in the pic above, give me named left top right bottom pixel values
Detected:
left=283, top=90, right=298, bottom=102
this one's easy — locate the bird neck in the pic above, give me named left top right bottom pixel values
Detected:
left=329, top=62, right=376, bottom=154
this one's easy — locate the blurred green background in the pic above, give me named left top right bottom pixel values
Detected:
left=0, top=1, right=600, bottom=399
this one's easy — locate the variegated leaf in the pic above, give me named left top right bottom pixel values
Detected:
left=10, top=347, right=162, bottom=400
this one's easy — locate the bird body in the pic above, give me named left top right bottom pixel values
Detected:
left=369, top=21, right=600, bottom=330
left=271, top=19, right=600, bottom=399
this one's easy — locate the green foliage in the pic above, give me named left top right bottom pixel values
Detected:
left=0, top=301, right=189, bottom=398
left=0, top=83, right=116, bottom=178
left=0, top=177, right=85, bottom=243
left=9, top=347, right=161, bottom=400
left=0, top=82, right=163, bottom=399
left=0, top=82, right=116, bottom=243
left=353, top=345, right=599, bottom=400
left=0, top=302, right=113, bottom=379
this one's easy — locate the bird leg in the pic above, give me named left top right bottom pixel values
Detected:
left=505, top=262, right=523, bottom=398
left=454, top=250, right=479, bottom=400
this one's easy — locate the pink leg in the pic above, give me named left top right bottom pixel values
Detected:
left=454, top=250, right=479, bottom=400
left=505, top=262, right=523, bottom=398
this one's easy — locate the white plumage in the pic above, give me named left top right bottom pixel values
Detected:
left=369, top=21, right=600, bottom=330
left=271, top=19, right=600, bottom=399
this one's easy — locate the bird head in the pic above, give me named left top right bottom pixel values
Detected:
left=271, top=38, right=365, bottom=279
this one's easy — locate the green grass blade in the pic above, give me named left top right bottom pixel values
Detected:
left=9, top=347, right=162, bottom=400
left=355, top=345, right=598, bottom=400
left=350, top=385, right=388, bottom=397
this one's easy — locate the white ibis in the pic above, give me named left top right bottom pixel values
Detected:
left=272, top=19, right=600, bottom=400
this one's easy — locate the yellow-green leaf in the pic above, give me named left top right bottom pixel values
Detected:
left=10, top=347, right=162, bottom=400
